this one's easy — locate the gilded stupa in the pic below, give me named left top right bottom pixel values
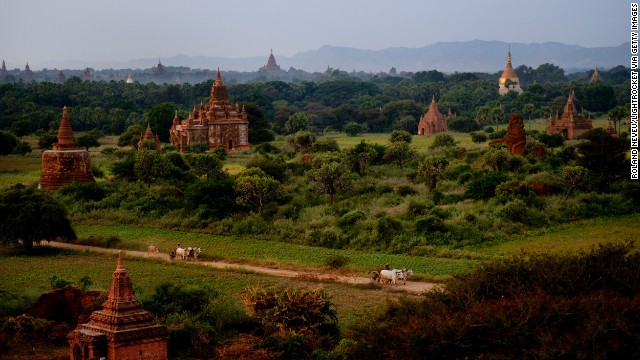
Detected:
left=498, top=47, right=523, bottom=95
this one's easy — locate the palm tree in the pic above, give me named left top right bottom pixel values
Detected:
left=522, top=103, right=535, bottom=131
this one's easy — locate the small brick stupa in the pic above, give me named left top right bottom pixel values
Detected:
left=68, top=251, right=168, bottom=360
left=39, top=107, right=95, bottom=190
left=489, top=113, right=527, bottom=155
left=418, top=96, right=449, bottom=135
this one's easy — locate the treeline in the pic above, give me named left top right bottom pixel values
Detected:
left=0, top=65, right=630, bottom=138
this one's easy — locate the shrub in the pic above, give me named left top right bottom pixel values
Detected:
left=470, top=132, right=488, bottom=143
left=495, top=180, right=537, bottom=205
left=397, top=185, right=417, bottom=196
left=324, top=255, right=349, bottom=269
left=184, top=142, right=208, bottom=154
left=389, top=130, right=413, bottom=143
left=49, top=274, right=72, bottom=289
left=336, top=209, right=367, bottom=230
left=465, top=172, right=510, bottom=200
left=538, top=133, right=564, bottom=147
left=314, top=138, right=340, bottom=153
left=415, top=215, right=446, bottom=232
left=429, top=134, right=456, bottom=149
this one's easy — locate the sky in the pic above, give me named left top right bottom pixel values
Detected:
left=0, top=0, right=630, bottom=69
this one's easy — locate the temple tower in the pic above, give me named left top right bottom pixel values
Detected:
left=0, top=60, right=7, bottom=77
left=68, top=251, right=169, bottom=360
left=545, top=90, right=593, bottom=140
left=260, top=49, right=282, bottom=71
left=40, top=107, right=95, bottom=190
left=417, top=96, right=449, bottom=135
left=498, top=47, right=523, bottom=95
left=137, top=124, right=161, bottom=151
left=589, top=66, right=601, bottom=83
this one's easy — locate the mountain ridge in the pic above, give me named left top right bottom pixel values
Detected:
left=21, top=40, right=629, bottom=73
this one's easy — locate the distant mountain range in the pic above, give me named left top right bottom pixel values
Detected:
left=29, top=40, right=629, bottom=73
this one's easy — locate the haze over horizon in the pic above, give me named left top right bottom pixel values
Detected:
left=0, top=0, right=629, bottom=70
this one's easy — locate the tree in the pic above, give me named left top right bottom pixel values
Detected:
left=242, top=102, right=275, bottom=144
left=560, top=165, right=588, bottom=195
left=476, top=106, right=493, bottom=129
left=576, top=128, right=628, bottom=179
left=417, top=156, right=449, bottom=190
left=185, top=153, right=223, bottom=180
left=284, top=112, right=309, bottom=134
left=307, top=154, right=351, bottom=206
left=0, top=185, right=76, bottom=250
left=185, top=177, right=237, bottom=219
left=234, top=168, right=282, bottom=215
left=343, top=122, right=366, bottom=136
left=490, top=107, right=505, bottom=131
left=0, top=131, right=18, bottom=155
left=134, top=149, right=172, bottom=187
left=118, top=124, right=143, bottom=148
left=389, top=130, right=413, bottom=144
left=345, top=140, right=380, bottom=176
left=429, top=133, right=456, bottom=149
left=522, top=103, right=535, bottom=131
left=608, top=105, right=629, bottom=136
left=383, top=141, right=416, bottom=168
left=76, top=134, right=101, bottom=150
left=146, top=102, right=177, bottom=142
left=288, top=131, right=316, bottom=152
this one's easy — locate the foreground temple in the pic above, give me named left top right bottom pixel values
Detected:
left=68, top=252, right=168, bottom=360
left=40, top=107, right=95, bottom=190
left=417, top=96, right=449, bottom=135
left=169, top=69, right=249, bottom=152
left=546, top=90, right=592, bottom=140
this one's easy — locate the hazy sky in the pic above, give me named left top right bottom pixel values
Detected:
left=0, top=0, right=630, bottom=69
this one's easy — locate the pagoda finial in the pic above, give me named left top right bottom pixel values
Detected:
left=116, top=250, right=124, bottom=271
left=56, top=106, right=76, bottom=146
left=216, top=67, right=222, bottom=81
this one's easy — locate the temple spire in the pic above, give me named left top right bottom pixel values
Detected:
left=56, top=106, right=76, bottom=146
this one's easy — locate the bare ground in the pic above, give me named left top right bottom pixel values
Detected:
left=47, top=242, right=440, bottom=295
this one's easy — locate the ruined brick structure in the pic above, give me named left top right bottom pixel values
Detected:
left=489, top=113, right=527, bottom=155
left=418, top=96, right=449, bottom=135
left=260, top=49, right=282, bottom=72
left=137, top=123, right=161, bottom=151
left=169, top=69, right=249, bottom=152
left=40, top=107, right=95, bottom=190
left=498, top=47, right=523, bottom=95
left=68, top=252, right=168, bottom=360
left=545, top=90, right=593, bottom=140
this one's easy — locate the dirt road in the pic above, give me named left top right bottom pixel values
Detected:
left=48, top=242, right=439, bottom=295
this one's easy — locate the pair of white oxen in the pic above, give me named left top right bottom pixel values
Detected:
left=371, top=268, right=414, bottom=285
left=149, top=245, right=202, bottom=261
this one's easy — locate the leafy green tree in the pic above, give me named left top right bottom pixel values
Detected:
left=476, top=106, right=493, bottom=128
left=343, top=122, right=366, bottom=136
left=76, top=134, right=101, bottom=150
left=146, top=103, right=176, bottom=142
left=560, top=165, right=589, bottom=195
left=383, top=141, right=416, bottom=168
left=288, top=131, right=316, bottom=152
left=0, top=185, right=76, bottom=250
left=284, top=112, right=309, bottom=134
left=482, top=148, right=510, bottom=172
left=522, top=103, right=535, bottom=131
left=394, top=115, right=418, bottom=132
left=242, top=102, right=275, bottom=144
left=576, top=128, right=628, bottom=179
left=491, top=107, right=505, bottom=131
left=429, top=133, right=456, bottom=149
left=118, top=124, right=143, bottom=148
left=185, top=153, right=223, bottom=180
left=345, top=140, right=380, bottom=176
left=417, top=156, right=449, bottom=190
left=184, top=142, right=208, bottom=154
left=185, top=177, right=237, bottom=219
left=234, top=168, right=282, bottom=215
left=134, top=149, right=172, bottom=187
left=37, top=131, right=58, bottom=150
left=389, top=130, right=413, bottom=144
left=307, top=154, right=351, bottom=206
left=470, top=132, right=488, bottom=143
left=608, top=105, right=629, bottom=136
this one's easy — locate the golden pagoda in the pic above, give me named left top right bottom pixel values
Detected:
left=498, top=46, right=523, bottom=95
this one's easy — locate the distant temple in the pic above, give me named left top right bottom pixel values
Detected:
left=56, top=70, right=66, bottom=83
left=546, top=90, right=593, bottom=140
left=82, top=68, right=93, bottom=81
left=589, top=66, right=601, bottom=83
left=260, top=49, right=281, bottom=72
left=169, top=69, right=249, bottom=152
left=68, top=251, right=169, bottom=360
left=417, top=96, right=450, bottom=135
left=20, top=63, right=34, bottom=80
left=498, top=47, right=523, bottom=95
left=153, top=58, right=166, bottom=74
left=138, top=124, right=161, bottom=151
left=126, top=74, right=134, bottom=84
left=40, top=107, right=95, bottom=190
left=0, top=60, right=7, bottom=77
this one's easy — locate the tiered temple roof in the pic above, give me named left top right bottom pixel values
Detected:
left=260, top=49, right=282, bottom=71
left=68, top=252, right=168, bottom=360
left=170, top=68, right=249, bottom=152
left=418, top=96, right=449, bottom=135
left=589, top=66, right=601, bottom=83
left=546, top=90, right=593, bottom=140
left=138, top=124, right=161, bottom=151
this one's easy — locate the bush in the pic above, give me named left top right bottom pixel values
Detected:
left=314, top=138, right=340, bottom=153
left=448, top=116, right=480, bottom=133
left=538, top=133, right=564, bottom=147
left=470, top=132, right=487, bottom=143
left=324, top=255, right=349, bottom=269
left=49, top=275, right=72, bottom=289
left=184, top=142, right=208, bottom=154
left=415, top=215, right=446, bottom=232
left=465, top=172, right=510, bottom=200
left=397, top=185, right=417, bottom=196
left=429, top=134, right=456, bottom=149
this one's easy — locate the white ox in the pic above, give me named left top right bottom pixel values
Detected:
left=379, top=269, right=402, bottom=285
left=186, top=247, right=201, bottom=261
left=396, top=269, right=413, bottom=285
left=175, top=247, right=187, bottom=260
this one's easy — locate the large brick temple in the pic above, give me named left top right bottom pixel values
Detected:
left=546, top=90, right=593, bottom=140
left=68, top=251, right=168, bottom=360
left=169, top=68, right=249, bottom=152
left=39, top=107, right=95, bottom=190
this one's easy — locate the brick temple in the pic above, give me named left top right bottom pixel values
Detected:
left=545, top=90, right=593, bottom=140
left=68, top=251, right=168, bottom=360
left=489, top=113, right=527, bottom=155
left=260, top=49, right=282, bottom=72
left=137, top=123, right=161, bottom=151
left=39, top=107, right=95, bottom=190
left=169, top=68, right=249, bottom=152
left=417, top=96, right=449, bottom=135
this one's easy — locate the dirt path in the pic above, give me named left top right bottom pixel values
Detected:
left=48, top=242, right=439, bottom=295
